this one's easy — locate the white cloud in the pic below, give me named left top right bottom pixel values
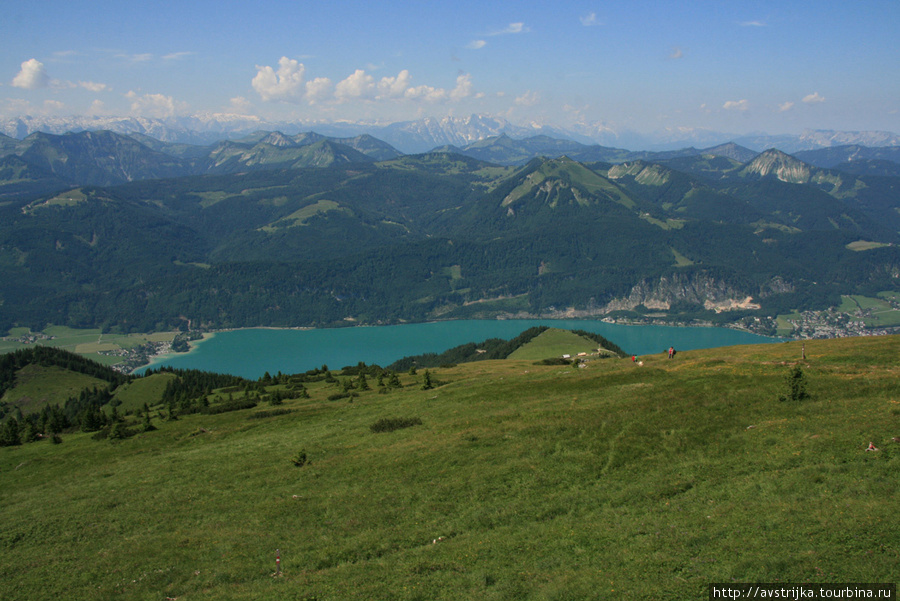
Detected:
left=163, top=52, right=193, bottom=60
left=802, top=92, right=825, bottom=104
left=669, top=47, right=684, bottom=59
left=740, top=21, right=766, bottom=27
left=723, top=99, right=749, bottom=111
left=466, top=40, right=487, bottom=50
left=779, top=101, right=795, bottom=112
left=490, top=22, right=530, bottom=35
left=252, top=57, right=306, bottom=102
left=449, top=73, right=473, bottom=101
left=335, top=69, right=376, bottom=100
left=12, top=59, right=50, bottom=89
left=228, top=96, right=254, bottom=114
left=305, top=77, right=333, bottom=104
left=44, top=100, right=66, bottom=112
left=377, top=70, right=412, bottom=99
left=580, top=12, right=599, bottom=26
left=251, top=57, right=477, bottom=108
left=126, top=91, right=185, bottom=118
left=405, top=85, right=446, bottom=103
left=515, top=90, right=540, bottom=107
left=79, top=81, right=108, bottom=92
left=87, top=99, right=106, bottom=116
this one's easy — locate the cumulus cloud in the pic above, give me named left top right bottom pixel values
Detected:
left=405, top=85, right=446, bottom=102
left=377, top=70, right=412, bottom=99
left=11, top=58, right=107, bottom=93
left=580, top=12, right=599, bottom=26
left=449, top=73, right=473, bottom=101
left=126, top=91, right=185, bottom=118
left=335, top=69, right=376, bottom=100
left=778, top=101, right=795, bottom=112
left=723, top=99, right=749, bottom=111
left=305, top=77, right=333, bottom=104
left=251, top=57, right=477, bottom=107
left=252, top=56, right=306, bottom=102
left=491, top=22, right=530, bottom=35
left=12, top=59, right=50, bottom=89
left=802, top=92, right=825, bottom=104
left=466, top=40, right=487, bottom=50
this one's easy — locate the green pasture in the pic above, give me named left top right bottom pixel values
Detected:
left=110, top=372, right=179, bottom=414
left=508, top=328, right=599, bottom=360
left=1, top=364, right=110, bottom=415
left=2, top=336, right=898, bottom=599
left=839, top=295, right=900, bottom=327
left=2, top=326, right=178, bottom=366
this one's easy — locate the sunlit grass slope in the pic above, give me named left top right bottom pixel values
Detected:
left=2, top=336, right=899, bottom=600
left=507, top=327, right=601, bottom=360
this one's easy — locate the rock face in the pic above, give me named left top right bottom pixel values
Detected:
left=740, top=149, right=812, bottom=184
left=599, top=272, right=789, bottom=313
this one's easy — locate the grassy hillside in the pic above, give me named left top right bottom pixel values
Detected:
left=1, top=336, right=898, bottom=600
left=0, top=364, right=111, bottom=415
left=507, top=328, right=601, bottom=360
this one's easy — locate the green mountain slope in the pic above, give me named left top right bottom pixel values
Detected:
left=14, top=130, right=194, bottom=186
left=1, top=335, right=898, bottom=599
left=1, top=149, right=899, bottom=334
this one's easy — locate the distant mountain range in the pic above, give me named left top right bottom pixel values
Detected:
left=2, top=113, right=898, bottom=154
left=4, top=127, right=900, bottom=196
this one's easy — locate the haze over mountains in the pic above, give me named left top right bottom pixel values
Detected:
left=3, top=113, right=900, bottom=154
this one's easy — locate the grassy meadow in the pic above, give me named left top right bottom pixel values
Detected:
left=1, top=335, right=899, bottom=600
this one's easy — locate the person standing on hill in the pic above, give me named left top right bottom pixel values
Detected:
left=668, top=346, right=674, bottom=359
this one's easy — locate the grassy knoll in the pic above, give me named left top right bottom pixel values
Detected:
left=1, top=364, right=111, bottom=415
left=2, top=336, right=899, bottom=600
left=508, top=328, right=599, bottom=360
left=109, top=372, right=179, bottom=414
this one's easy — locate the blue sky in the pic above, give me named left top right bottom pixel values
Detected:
left=3, top=0, right=899, bottom=136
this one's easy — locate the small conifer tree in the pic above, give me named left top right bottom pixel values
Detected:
left=779, top=365, right=810, bottom=402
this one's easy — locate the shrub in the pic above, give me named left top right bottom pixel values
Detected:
left=291, top=450, right=308, bottom=467
left=203, top=399, right=257, bottom=415
left=779, top=365, right=810, bottom=402
left=370, top=417, right=422, bottom=433
left=248, top=409, right=294, bottom=420
left=536, top=358, right=571, bottom=366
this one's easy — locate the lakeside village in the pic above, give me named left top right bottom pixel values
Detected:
left=5, top=293, right=900, bottom=374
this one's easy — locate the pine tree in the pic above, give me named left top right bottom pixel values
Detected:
left=1, top=418, right=21, bottom=446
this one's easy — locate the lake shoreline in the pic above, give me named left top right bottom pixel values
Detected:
left=132, top=319, right=787, bottom=379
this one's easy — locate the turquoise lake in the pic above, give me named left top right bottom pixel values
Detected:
left=138, top=320, right=784, bottom=379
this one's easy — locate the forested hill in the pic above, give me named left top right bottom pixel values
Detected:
left=1, top=137, right=899, bottom=337
left=0, top=345, right=130, bottom=399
